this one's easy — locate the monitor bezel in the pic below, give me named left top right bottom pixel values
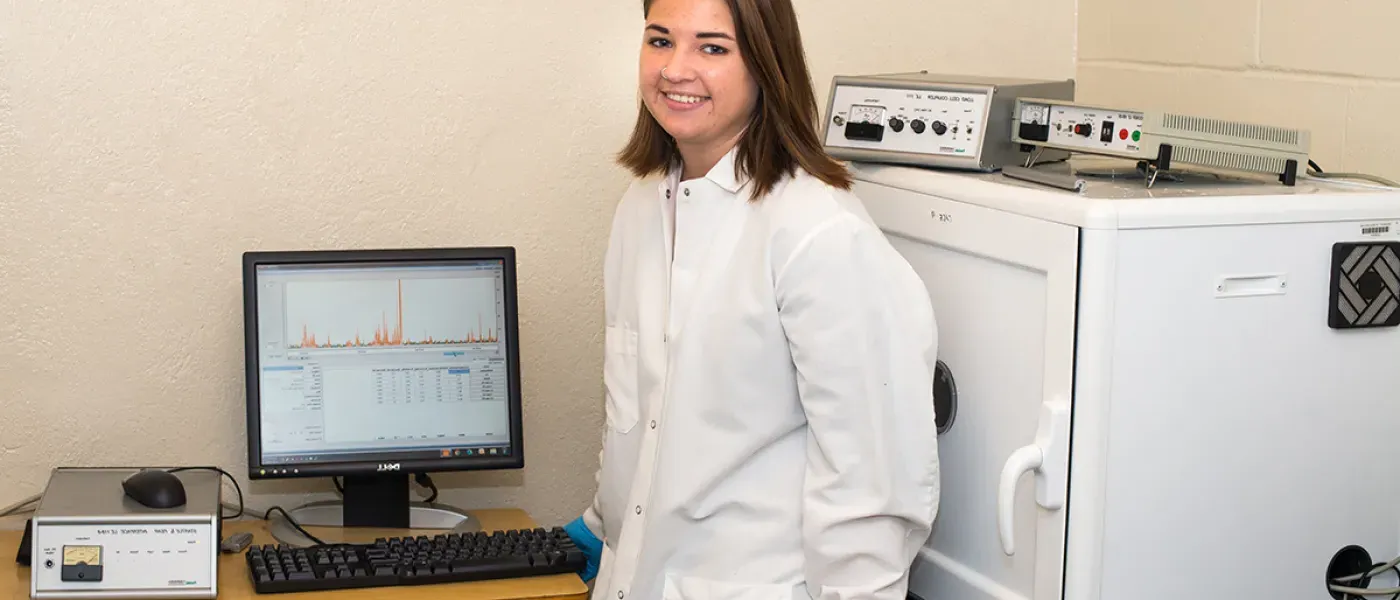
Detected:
left=242, top=247, right=525, bottom=481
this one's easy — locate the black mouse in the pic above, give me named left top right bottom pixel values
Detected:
left=122, top=470, right=186, bottom=509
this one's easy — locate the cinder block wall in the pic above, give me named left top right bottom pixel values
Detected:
left=1075, top=0, right=1399, bottom=182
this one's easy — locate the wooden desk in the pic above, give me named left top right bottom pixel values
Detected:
left=2, top=509, right=589, bottom=600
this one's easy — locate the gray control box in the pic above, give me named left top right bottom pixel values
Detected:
left=822, top=72, right=1075, bottom=172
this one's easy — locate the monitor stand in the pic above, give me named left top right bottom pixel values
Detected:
left=268, top=473, right=481, bottom=546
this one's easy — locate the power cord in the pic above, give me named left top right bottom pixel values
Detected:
left=1307, top=160, right=1400, bottom=188
left=0, top=495, right=40, bottom=519
left=1327, top=545, right=1400, bottom=598
left=268, top=472, right=440, bottom=547
left=262, top=506, right=329, bottom=546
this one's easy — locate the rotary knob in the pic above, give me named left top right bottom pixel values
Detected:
left=911, top=120, right=926, bottom=134
left=889, top=118, right=904, bottom=133
left=931, top=121, right=947, bottom=135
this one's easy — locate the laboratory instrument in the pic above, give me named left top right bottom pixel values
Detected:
left=1011, top=97, right=1311, bottom=186
left=822, top=72, right=1074, bottom=171
left=28, top=467, right=222, bottom=599
left=854, top=159, right=1400, bottom=600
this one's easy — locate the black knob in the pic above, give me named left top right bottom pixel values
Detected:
left=889, top=118, right=904, bottom=133
left=911, top=120, right=926, bottom=134
left=931, top=121, right=947, bottom=135
left=1074, top=123, right=1093, bottom=137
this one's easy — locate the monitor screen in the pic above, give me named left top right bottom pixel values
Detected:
left=244, top=249, right=522, bottom=478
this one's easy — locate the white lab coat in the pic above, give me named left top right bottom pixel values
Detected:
left=582, top=147, right=940, bottom=600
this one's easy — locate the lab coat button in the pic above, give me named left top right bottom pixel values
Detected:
left=683, top=187, right=690, bottom=196
left=635, top=506, right=642, bottom=514
left=649, top=420, right=657, bottom=429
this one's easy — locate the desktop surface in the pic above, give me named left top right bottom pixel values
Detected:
left=1, top=509, right=588, bottom=600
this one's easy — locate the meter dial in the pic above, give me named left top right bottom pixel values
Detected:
left=1020, top=103, right=1049, bottom=125
left=63, top=545, right=101, bottom=566
left=848, top=104, right=885, bottom=124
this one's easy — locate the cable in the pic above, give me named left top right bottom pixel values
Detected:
left=1310, top=171, right=1400, bottom=187
left=1330, top=584, right=1400, bottom=597
left=1331, top=554, right=1400, bottom=599
left=0, top=494, right=40, bottom=518
left=166, top=466, right=244, bottom=520
left=415, top=473, right=439, bottom=504
left=1306, top=160, right=1400, bottom=188
left=1338, top=555, right=1400, bottom=584
left=262, top=506, right=329, bottom=546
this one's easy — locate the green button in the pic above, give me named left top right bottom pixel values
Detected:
left=1131, top=130, right=1140, bottom=142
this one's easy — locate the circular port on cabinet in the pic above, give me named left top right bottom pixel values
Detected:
left=933, top=359, right=957, bottom=434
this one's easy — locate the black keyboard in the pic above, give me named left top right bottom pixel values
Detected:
left=244, top=527, right=587, bottom=594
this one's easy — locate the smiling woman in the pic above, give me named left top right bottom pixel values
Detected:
left=617, top=0, right=853, bottom=196
left=561, top=0, right=943, bottom=599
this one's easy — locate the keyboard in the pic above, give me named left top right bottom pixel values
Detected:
left=244, top=527, right=587, bottom=594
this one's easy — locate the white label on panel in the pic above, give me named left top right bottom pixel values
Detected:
left=825, top=84, right=988, bottom=158
left=33, top=523, right=215, bottom=593
left=1043, top=104, right=1146, bottom=155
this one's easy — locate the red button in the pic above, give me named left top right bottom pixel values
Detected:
left=1119, top=129, right=1128, bottom=140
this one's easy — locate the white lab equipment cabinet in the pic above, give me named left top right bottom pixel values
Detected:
left=851, top=161, right=1400, bottom=600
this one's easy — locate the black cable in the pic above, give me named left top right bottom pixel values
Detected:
left=262, top=506, right=328, bottom=546
left=1310, top=159, right=1324, bottom=173
left=414, top=473, right=438, bottom=504
left=166, top=466, right=243, bottom=520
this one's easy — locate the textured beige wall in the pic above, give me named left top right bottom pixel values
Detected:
left=0, top=2, right=1075, bottom=525
left=1077, top=0, right=1400, bottom=182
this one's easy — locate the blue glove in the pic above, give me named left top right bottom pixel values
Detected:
left=562, top=516, right=602, bottom=581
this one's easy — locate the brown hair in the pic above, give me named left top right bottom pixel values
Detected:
left=617, top=0, right=852, bottom=200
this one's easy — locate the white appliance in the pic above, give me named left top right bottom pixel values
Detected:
left=852, top=160, right=1400, bottom=600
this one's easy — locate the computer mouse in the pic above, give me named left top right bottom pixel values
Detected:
left=121, top=469, right=187, bottom=509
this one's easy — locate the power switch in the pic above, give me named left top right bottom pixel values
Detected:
left=1100, top=121, right=1115, bottom=143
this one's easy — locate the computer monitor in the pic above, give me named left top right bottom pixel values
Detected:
left=242, top=247, right=523, bottom=538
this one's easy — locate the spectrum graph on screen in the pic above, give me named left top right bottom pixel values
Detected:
left=284, top=277, right=500, bottom=350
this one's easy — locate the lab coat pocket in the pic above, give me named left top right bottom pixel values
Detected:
left=603, top=324, right=640, bottom=433
left=661, top=574, right=793, bottom=600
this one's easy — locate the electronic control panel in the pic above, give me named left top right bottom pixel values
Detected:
left=31, top=523, right=218, bottom=597
left=29, top=468, right=223, bottom=599
left=827, top=83, right=989, bottom=158
left=822, top=73, right=1074, bottom=172
left=1019, top=102, right=1147, bottom=155
left=1012, top=97, right=1313, bottom=185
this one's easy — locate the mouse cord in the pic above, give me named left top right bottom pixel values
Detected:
left=165, top=466, right=244, bottom=520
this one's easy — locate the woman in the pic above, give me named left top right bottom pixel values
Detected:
left=563, top=0, right=941, bottom=598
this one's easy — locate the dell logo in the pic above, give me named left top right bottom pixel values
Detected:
left=377, top=463, right=401, bottom=472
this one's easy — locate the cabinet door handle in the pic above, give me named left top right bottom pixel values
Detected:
left=997, top=397, right=1071, bottom=555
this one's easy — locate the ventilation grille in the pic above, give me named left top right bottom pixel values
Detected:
left=1174, top=145, right=1286, bottom=174
left=1162, top=113, right=1301, bottom=146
